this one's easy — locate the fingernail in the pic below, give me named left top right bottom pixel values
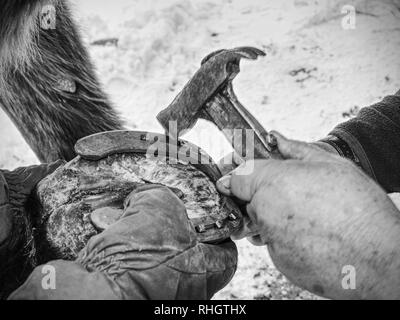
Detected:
left=233, top=153, right=245, bottom=166
left=218, top=175, right=231, bottom=190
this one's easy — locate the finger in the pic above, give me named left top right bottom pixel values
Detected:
left=218, top=160, right=280, bottom=202
left=216, top=174, right=232, bottom=196
left=217, top=161, right=261, bottom=200
left=217, top=152, right=244, bottom=176
left=123, top=185, right=187, bottom=223
left=230, top=160, right=274, bottom=202
left=270, top=131, right=331, bottom=162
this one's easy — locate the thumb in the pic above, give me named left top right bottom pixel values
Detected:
left=217, top=160, right=275, bottom=202
left=271, top=131, right=331, bottom=161
left=217, top=151, right=244, bottom=176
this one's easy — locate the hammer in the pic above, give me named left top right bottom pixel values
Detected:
left=157, top=47, right=278, bottom=160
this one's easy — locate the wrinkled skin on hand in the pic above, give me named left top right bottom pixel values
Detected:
left=217, top=132, right=400, bottom=300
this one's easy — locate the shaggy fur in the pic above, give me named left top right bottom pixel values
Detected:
left=0, top=0, right=124, bottom=163
left=0, top=194, right=36, bottom=299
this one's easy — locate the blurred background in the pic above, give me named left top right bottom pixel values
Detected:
left=1, top=0, right=399, bottom=299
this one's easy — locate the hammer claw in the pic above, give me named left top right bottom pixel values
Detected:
left=157, top=46, right=274, bottom=160
left=231, top=46, right=266, bottom=60
left=201, top=46, right=266, bottom=65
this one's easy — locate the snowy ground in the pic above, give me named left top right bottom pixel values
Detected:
left=1, top=0, right=399, bottom=299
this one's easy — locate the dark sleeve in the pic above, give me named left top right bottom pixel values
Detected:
left=0, top=172, right=11, bottom=248
left=324, top=92, right=400, bottom=193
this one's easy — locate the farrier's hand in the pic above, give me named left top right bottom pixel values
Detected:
left=217, top=132, right=400, bottom=299
left=10, top=184, right=237, bottom=300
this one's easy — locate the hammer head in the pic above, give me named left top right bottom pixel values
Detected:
left=157, top=47, right=266, bottom=137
